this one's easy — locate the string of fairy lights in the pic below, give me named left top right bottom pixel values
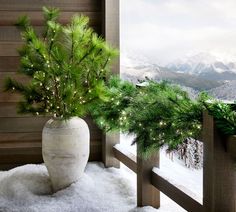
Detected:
left=4, top=7, right=118, bottom=120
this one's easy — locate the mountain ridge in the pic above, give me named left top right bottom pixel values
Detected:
left=121, top=53, right=236, bottom=99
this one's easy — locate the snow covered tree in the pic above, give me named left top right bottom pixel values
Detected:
left=174, top=138, right=203, bottom=169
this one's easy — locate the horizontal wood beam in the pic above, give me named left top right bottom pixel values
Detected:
left=0, top=26, right=101, bottom=42
left=151, top=168, right=203, bottom=212
left=0, top=11, right=101, bottom=26
left=0, top=0, right=101, bottom=12
left=113, top=145, right=137, bottom=173
left=0, top=57, right=20, bottom=72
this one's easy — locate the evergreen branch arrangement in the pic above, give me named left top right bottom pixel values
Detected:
left=4, top=7, right=118, bottom=119
left=91, top=77, right=236, bottom=157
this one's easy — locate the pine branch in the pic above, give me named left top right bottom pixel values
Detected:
left=43, top=6, right=59, bottom=22
left=4, top=77, right=27, bottom=93
left=77, top=45, right=96, bottom=66
left=15, top=15, right=30, bottom=30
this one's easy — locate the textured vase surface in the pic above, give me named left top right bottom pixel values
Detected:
left=42, top=117, right=90, bottom=192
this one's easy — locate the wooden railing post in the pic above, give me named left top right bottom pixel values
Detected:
left=102, top=0, right=120, bottom=168
left=137, top=145, right=160, bottom=208
left=203, top=111, right=236, bottom=212
left=103, top=133, right=120, bottom=168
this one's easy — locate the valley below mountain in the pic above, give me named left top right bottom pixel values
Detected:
left=121, top=53, right=236, bottom=101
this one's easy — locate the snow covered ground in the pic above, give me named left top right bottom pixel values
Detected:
left=0, top=134, right=202, bottom=212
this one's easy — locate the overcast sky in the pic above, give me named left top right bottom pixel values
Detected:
left=120, top=0, right=236, bottom=64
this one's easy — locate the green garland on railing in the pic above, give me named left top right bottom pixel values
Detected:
left=91, top=76, right=236, bottom=157
left=90, top=76, right=138, bottom=131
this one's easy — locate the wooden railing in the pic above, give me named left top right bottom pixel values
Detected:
left=105, top=112, right=236, bottom=212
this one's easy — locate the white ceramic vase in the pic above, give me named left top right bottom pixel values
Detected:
left=42, top=117, right=90, bottom=192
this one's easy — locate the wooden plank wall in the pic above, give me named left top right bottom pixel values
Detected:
left=0, top=0, right=103, bottom=169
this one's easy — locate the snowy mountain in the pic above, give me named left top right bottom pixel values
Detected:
left=166, top=53, right=236, bottom=81
left=121, top=54, right=221, bottom=91
left=121, top=53, right=236, bottom=100
left=208, top=80, right=236, bottom=100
